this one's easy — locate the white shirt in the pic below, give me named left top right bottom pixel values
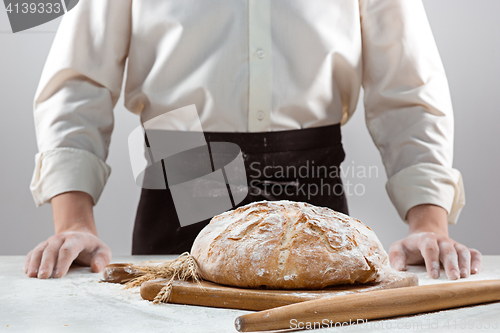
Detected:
left=30, top=0, right=465, bottom=224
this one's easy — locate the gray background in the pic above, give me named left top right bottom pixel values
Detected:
left=0, top=0, right=499, bottom=256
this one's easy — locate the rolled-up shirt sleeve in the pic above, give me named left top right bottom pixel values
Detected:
left=30, top=0, right=131, bottom=206
left=359, top=0, right=465, bottom=224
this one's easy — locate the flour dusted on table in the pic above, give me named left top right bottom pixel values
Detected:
left=191, top=200, right=392, bottom=289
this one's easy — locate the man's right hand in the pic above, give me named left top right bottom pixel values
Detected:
left=24, top=230, right=111, bottom=279
left=24, top=191, right=112, bottom=279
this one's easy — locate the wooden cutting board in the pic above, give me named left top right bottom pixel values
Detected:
left=140, top=273, right=418, bottom=311
left=102, top=263, right=418, bottom=311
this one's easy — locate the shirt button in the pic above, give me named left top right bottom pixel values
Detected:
left=256, top=110, right=265, bottom=120
left=256, top=49, right=265, bottom=59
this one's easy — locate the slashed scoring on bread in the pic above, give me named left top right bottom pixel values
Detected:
left=191, top=200, right=391, bottom=289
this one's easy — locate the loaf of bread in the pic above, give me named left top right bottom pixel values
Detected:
left=191, top=200, right=391, bottom=289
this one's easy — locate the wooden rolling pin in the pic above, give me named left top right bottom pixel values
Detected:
left=235, top=279, right=500, bottom=332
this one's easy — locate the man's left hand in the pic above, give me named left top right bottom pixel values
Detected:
left=388, top=204, right=481, bottom=279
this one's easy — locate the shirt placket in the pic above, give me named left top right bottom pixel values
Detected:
left=248, top=0, right=273, bottom=132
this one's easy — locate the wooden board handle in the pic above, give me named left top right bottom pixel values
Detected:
left=102, top=263, right=144, bottom=284
left=235, top=279, right=500, bottom=332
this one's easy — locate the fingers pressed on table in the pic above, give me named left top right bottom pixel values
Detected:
left=53, top=238, right=84, bottom=278
left=38, top=237, right=64, bottom=279
left=90, top=248, right=111, bottom=273
left=418, top=235, right=441, bottom=279
left=388, top=242, right=407, bottom=271
left=438, top=240, right=460, bottom=280
left=24, top=251, right=32, bottom=274
left=27, top=242, right=48, bottom=278
left=470, top=248, right=482, bottom=274
left=454, top=243, right=471, bottom=278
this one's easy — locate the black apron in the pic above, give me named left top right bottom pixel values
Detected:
left=132, top=123, right=348, bottom=254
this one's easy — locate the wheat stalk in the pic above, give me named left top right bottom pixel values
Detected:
left=123, top=252, right=204, bottom=303
left=153, top=277, right=174, bottom=304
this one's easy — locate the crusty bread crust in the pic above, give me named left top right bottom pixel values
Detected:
left=191, top=200, right=390, bottom=289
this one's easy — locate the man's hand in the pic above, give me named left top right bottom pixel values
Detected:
left=24, top=230, right=111, bottom=279
left=389, top=204, right=481, bottom=280
left=24, top=191, right=112, bottom=279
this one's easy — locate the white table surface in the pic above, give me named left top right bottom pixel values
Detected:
left=1, top=255, right=499, bottom=333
